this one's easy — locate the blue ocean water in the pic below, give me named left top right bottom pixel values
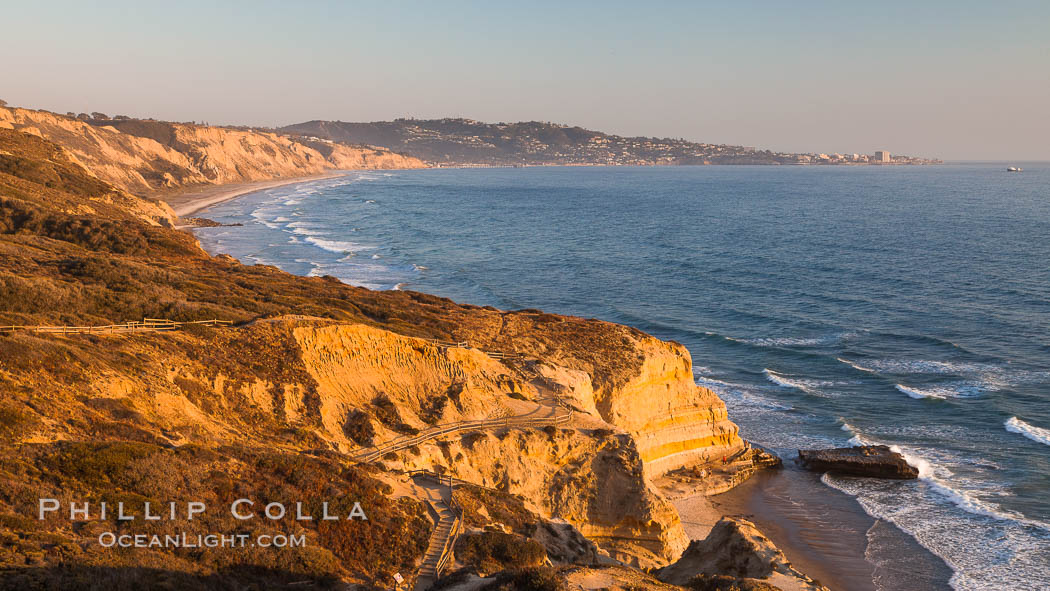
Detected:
left=194, top=165, right=1050, bottom=590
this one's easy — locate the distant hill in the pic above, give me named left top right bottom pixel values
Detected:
left=279, top=118, right=938, bottom=166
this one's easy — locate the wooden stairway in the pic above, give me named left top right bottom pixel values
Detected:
left=412, top=477, right=462, bottom=591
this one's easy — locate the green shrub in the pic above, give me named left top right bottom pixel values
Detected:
left=482, top=567, right=565, bottom=591
left=455, top=486, right=534, bottom=534
left=371, top=394, right=402, bottom=427
left=343, top=410, right=375, bottom=446
left=454, top=532, right=546, bottom=575
left=0, top=403, right=38, bottom=441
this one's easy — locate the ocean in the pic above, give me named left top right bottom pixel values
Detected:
left=192, top=164, right=1050, bottom=591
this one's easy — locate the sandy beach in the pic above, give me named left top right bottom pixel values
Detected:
left=677, top=467, right=955, bottom=591
left=157, top=172, right=347, bottom=219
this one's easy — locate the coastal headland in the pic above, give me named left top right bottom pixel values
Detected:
left=0, top=105, right=937, bottom=590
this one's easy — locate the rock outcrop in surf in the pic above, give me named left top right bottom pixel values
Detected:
left=797, top=445, right=919, bottom=479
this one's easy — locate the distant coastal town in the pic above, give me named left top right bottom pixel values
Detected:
left=279, top=118, right=941, bottom=167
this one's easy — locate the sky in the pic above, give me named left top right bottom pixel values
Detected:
left=2, top=1, right=1048, bottom=160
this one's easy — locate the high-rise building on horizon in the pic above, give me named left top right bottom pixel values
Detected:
left=874, top=150, right=891, bottom=163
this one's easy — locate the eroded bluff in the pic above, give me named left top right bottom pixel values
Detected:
left=281, top=318, right=743, bottom=565
left=0, top=106, right=425, bottom=195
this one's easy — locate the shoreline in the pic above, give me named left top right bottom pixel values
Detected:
left=688, top=465, right=955, bottom=591
left=156, top=172, right=348, bottom=219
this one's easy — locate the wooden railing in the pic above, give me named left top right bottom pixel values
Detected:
left=421, top=338, right=525, bottom=362
left=409, top=470, right=464, bottom=582
left=432, top=503, right=461, bottom=579
left=0, top=318, right=234, bottom=335
left=426, top=340, right=469, bottom=349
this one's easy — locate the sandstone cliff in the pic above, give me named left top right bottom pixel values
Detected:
left=0, top=106, right=425, bottom=196
left=536, top=337, right=743, bottom=478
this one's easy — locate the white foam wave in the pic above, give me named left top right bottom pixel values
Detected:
left=304, top=236, right=367, bottom=254
left=763, top=369, right=835, bottom=395
left=846, top=359, right=1049, bottom=393
left=836, top=357, right=877, bottom=373
left=252, top=218, right=282, bottom=230
left=695, top=375, right=738, bottom=389
left=913, top=463, right=1050, bottom=533
left=888, top=445, right=937, bottom=479
left=824, top=470, right=1050, bottom=591
left=748, top=336, right=826, bottom=346
left=1005, top=417, right=1050, bottom=446
left=896, top=383, right=948, bottom=400
left=413, top=264, right=428, bottom=271
left=764, top=368, right=803, bottom=388
left=839, top=420, right=876, bottom=446
left=249, top=207, right=283, bottom=229
left=287, top=221, right=326, bottom=237
left=895, top=383, right=979, bottom=400
left=843, top=438, right=1050, bottom=532
left=744, top=332, right=855, bottom=347
left=695, top=376, right=793, bottom=411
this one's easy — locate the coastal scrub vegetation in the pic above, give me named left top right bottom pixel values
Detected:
left=453, top=532, right=546, bottom=575
left=479, top=567, right=566, bottom=591
left=0, top=441, right=430, bottom=587
left=455, top=485, right=534, bottom=535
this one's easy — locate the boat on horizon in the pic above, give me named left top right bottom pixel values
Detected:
left=1007, top=166, right=1022, bottom=172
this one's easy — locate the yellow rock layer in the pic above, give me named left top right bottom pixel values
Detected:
left=586, top=337, right=743, bottom=477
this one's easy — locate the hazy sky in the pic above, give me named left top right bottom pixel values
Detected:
left=3, top=1, right=1048, bottom=160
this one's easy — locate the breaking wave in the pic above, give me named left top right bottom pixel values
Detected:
left=1005, top=417, right=1050, bottom=446
left=763, top=369, right=837, bottom=395
left=287, top=221, right=325, bottom=236
left=894, top=383, right=979, bottom=400
left=830, top=429, right=1047, bottom=531
left=836, top=357, right=878, bottom=373
left=696, top=375, right=793, bottom=411
left=304, top=236, right=367, bottom=254
left=741, top=332, right=857, bottom=347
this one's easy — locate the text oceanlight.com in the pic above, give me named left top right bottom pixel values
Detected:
left=98, top=532, right=306, bottom=549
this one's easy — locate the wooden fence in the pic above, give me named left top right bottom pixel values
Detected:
left=0, top=318, right=234, bottom=335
